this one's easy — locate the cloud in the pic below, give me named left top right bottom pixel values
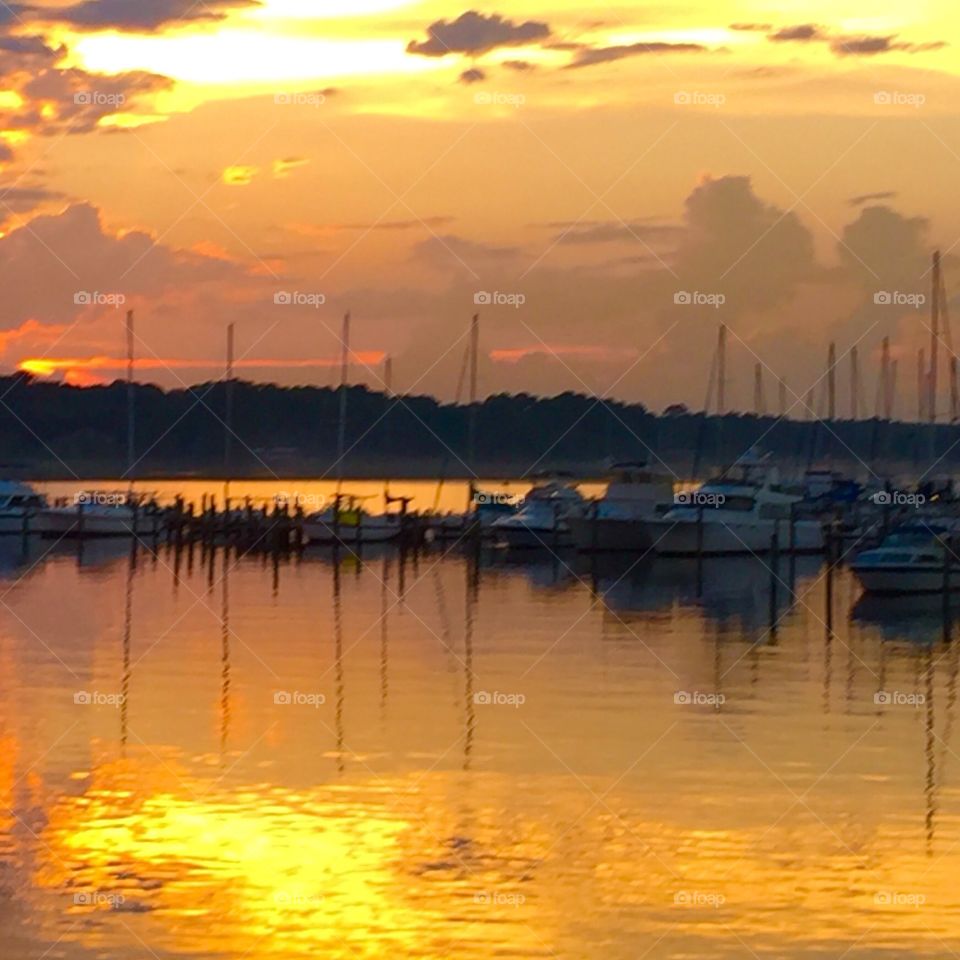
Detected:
left=222, top=164, right=259, bottom=186
left=848, top=191, right=897, bottom=207
left=502, top=59, right=535, bottom=71
left=549, top=220, right=682, bottom=245
left=729, top=23, right=773, bottom=32
left=0, top=185, right=66, bottom=223
left=768, top=24, right=823, bottom=42
left=407, top=10, right=550, bottom=58
left=830, top=34, right=946, bottom=55
left=459, top=67, right=486, bottom=84
left=339, top=216, right=456, bottom=231
left=564, top=41, right=710, bottom=69
left=37, top=0, right=259, bottom=31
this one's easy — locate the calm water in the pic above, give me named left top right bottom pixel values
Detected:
left=1, top=516, right=959, bottom=957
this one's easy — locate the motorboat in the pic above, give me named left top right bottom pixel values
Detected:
left=302, top=495, right=402, bottom=545
left=0, top=480, right=46, bottom=533
left=35, top=491, right=143, bottom=538
left=490, top=477, right=588, bottom=549
left=850, top=522, right=960, bottom=595
left=642, top=450, right=824, bottom=556
left=568, top=461, right=674, bottom=552
left=426, top=489, right=520, bottom=541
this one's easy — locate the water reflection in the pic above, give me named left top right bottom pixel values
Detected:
left=1, top=534, right=960, bottom=958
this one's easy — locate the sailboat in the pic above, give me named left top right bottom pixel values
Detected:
left=302, top=312, right=402, bottom=546
left=37, top=311, right=141, bottom=538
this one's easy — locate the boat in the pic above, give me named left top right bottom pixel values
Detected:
left=568, top=461, right=674, bottom=552
left=490, top=477, right=588, bottom=549
left=302, top=495, right=402, bottom=545
left=0, top=480, right=46, bottom=533
left=642, top=450, right=824, bottom=556
left=426, top=490, right=519, bottom=541
left=850, top=522, right=960, bottom=595
left=35, top=492, right=141, bottom=538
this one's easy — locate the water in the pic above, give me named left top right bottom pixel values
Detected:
left=0, top=521, right=958, bottom=958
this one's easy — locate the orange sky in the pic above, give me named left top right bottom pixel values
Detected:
left=1, top=1, right=959, bottom=414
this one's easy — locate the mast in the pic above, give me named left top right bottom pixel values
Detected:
left=890, top=359, right=899, bottom=421
left=125, top=309, right=135, bottom=485
left=827, top=342, right=836, bottom=420
left=850, top=346, right=859, bottom=420
left=717, top=324, right=727, bottom=415
left=336, top=311, right=350, bottom=489
left=879, top=337, right=891, bottom=419
left=224, top=323, right=234, bottom=489
left=778, top=377, right=787, bottom=418
left=468, top=314, right=479, bottom=496
left=753, top=363, right=764, bottom=415
left=930, top=250, right=941, bottom=423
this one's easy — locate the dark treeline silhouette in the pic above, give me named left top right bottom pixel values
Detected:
left=0, top=373, right=951, bottom=479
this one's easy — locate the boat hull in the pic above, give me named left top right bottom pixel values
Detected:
left=568, top=517, right=654, bottom=552
left=303, top=519, right=401, bottom=545
left=34, top=509, right=139, bottom=538
left=851, top=563, right=960, bottom=595
left=645, top=517, right=824, bottom=556
left=494, top=524, right=572, bottom=549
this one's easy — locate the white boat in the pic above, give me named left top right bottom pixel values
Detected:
left=491, top=478, right=588, bottom=549
left=303, top=497, right=402, bottom=545
left=851, top=523, right=960, bottom=594
left=642, top=450, right=824, bottom=556
left=427, top=490, right=519, bottom=541
left=0, top=480, right=46, bottom=534
left=36, top=492, right=139, bottom=538
left=568, top=462, right=674, bottom=552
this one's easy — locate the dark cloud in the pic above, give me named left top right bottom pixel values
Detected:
left=502, top=59, right=535, bottom=71
left=38, top=0, right=258, bottom=31
left=340, top=216, right=456, bottom=231
left=729, top=23, right=772, bottom=32
left=407, top=10, right=550, bottom=57
left=830, top=34, right=946, bottom=55
left=0, top=185, right=65, bottom=224
left=550, top=220, right=682, bottom=245
left=565, top=41, right=709, bottom=69
left=848, top=191, right=897, bottom=207
left=459, top=67, right=485, bottom=84
left=769, top=24, right=823, bottom=42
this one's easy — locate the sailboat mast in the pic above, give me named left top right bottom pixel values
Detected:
left=468, top=314, right=479, bottom=492
left=850, top=346, right=859, bottom=419
left=931, top=250, right=941, bottom=423
left=827, top=342, right=836, bottom=420
left=336, top=311, right=350, bottom=487
left=125, top=309, right=135, bottom=483
left=717, top=324, right=727, bottom=415
left=225, top=323, right=234, bottom=482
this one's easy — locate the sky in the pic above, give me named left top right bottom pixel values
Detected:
left=1, top=0, right=958, bottom=416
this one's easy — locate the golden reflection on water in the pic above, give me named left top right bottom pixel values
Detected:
left=2, top=534, right=960, bottom=957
